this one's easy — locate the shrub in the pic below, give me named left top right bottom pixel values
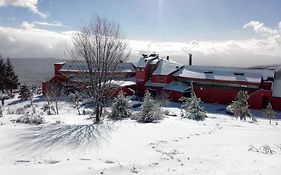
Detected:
left=180, top=91, right=206, bottom=121
left=16, top=114, right=44, bottom=125
left=136, top=91, right=163, bottom=123
left=16, top=107, right=25, bottom=114
left=109, top=91, right=131, bottom=120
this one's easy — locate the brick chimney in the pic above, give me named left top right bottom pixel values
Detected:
left=188, top=53, right=192, bottom=66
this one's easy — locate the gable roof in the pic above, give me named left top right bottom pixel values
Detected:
left=153, top=59, right=183, bottom=76
left=174, top=65, right=274, bottom=84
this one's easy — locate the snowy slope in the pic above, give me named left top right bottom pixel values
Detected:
left=0, top=96, right=281, bottom=175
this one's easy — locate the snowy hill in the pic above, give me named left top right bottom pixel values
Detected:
left=0, top=95, right=281, bottom=175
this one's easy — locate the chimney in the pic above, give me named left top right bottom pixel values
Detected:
left=188, top=53, right=192, bottom=66
left=166, top=56, right=169, bottom=61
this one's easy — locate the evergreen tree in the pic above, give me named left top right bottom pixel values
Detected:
left=109, top=91, right=131, bottom=120
left=231, top=91, right=253, bottom=121
left=18, top=85, right=31, bottom=101
left=0, top=56, right=6, bottom=93
left=136, top=91, right=163, bottom=123
left=4, top=58, right=19, bottom=93
left=180, top=89, right=206, bottom=121
left=264, top=102, right=274, bottom=124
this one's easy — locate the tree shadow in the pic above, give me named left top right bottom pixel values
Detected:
left=10, top=123, right=115, bottom=156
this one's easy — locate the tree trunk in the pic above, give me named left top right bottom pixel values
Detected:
left=55, top=101, right=59, bottom=115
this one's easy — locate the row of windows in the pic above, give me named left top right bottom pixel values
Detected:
left=137, top=79, right=145, bottom=82
left=137, top=68, right=145, bottom=71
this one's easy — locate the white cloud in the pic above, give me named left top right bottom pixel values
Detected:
left=0, top=20, right=281, bottom=67
left=0, top=25, right=72, bottom=58
left=0, top=0, right=47, bottom=18
left=32, top=21, right=63, bottom=27
left=20, top=21, right=34, bottom=29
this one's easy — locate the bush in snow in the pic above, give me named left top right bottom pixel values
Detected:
left=109, top=91, right=131, bottom=120
left=16, top=107, right=25, bottom=114
left=231, top=91, right=254, bottom=121
left=264, top=102, right=275, bottom=125
left=16, top=114, right=44, bottom=125
left=135, top=91, right=163, bottom=123
left=180, top=90, right=206, bottom=121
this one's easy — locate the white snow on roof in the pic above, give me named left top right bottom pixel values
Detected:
left=153, top=59, right=182, bottom=75
left=173, top=65, right=268, bottom=84
left=60, top=62, right=135, bottom=73
left=136, top=54, right=159, bottom=68
left=272, top=70, right=281, bottom=97
left=110, top=80, right=136, bottom=87
left=163, top=81, right=190, bottom=93
left=272, top=80, right=281, bottom=97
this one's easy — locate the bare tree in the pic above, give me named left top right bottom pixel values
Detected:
left=67, top=16, right=130, bottom=123
left=46, top=81, right=64, bottom=115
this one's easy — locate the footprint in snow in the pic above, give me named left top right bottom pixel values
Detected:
left=80, top=158, right=91, bottom=161
left=105, top=160, right=115, bottom=164
left=15, top=160, right=30, bottom=163
left=45, top=160, right=60, bottom=164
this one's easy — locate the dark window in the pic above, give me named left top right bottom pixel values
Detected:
left=204, top=71, right=213, bottom=74
left=234, top=72, right=245, bottom=76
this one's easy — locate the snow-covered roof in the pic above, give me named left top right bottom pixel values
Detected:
left=145, top=80, right=167, bottom=88
left=173, top=65, right=272, bottom=84
left=69, top=77, right=136, bottom=87
left=163, top=81, right=190, bottom=93
left=153, top=59, right=183, bottom=76
left=272, top=70, right=281, bottom=97
left=136, top=54, right=159, bottom=68
left=110, top=80, right=136, bottom=87
left=60, top=61, right=135, bottom=73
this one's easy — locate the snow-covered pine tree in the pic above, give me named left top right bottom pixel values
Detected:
left=136, top=91, right=163, bottom=123
left=264, top=102, right=274, bottom=124
left=109, top=91, right=131, bottom=120
left=180, top=89, right=206, bottom=121
left=4, top=58, right=19, bottom=93
left=0, top=56, right=6, bottom=93
left=231, top=91, right=252, bottom=121
left=18, top=85, right=32, bottom=101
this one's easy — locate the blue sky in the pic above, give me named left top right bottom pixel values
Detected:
left=0, top=0, right=280, bottom=67
left=0, top=0, right=280, bottom=41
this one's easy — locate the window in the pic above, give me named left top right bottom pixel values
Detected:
left=204, top=71, right=213, bottom=74
left=234, top=72, right=244, bottom=76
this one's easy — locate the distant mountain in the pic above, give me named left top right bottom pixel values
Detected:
left=10, top=58, right=66, bottom=86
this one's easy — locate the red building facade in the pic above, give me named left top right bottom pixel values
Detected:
left=42, top=54, right=281, bottom=111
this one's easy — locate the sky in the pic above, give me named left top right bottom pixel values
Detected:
left=0, top=0, right=281, bottom=67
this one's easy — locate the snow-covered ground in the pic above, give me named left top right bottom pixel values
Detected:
left=0, top=95, right=281, bottom=175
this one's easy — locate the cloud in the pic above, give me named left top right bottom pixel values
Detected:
left=243, top=21, right=279, bottom=38
left=0, top=25, right=72, bottom=58
left=0, top=20, right=281, bottom=67
left=0, top=0, right=47, bottom=18
left=20, top=21, right=63, bottom=29
left=32, top=21, right=63, bottom=27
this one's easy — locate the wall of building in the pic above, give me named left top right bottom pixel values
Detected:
left=152, top=75, right=173, bottom=84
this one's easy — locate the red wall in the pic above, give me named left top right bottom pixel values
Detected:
left=152, top=75, right=173, bottom=84
left=271, top=97, right=281, bottom=111
left=193, top=87, right=240, bottom=105
left=54, top=63, right=65, bottom=76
